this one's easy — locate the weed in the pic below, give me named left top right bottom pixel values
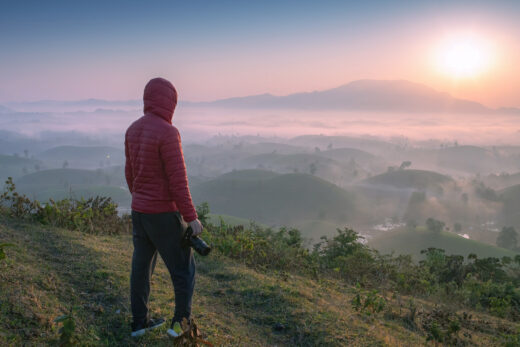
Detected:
left=54, top=308, right=77, bottom=346
left=0, top=242, right=14, bottom=261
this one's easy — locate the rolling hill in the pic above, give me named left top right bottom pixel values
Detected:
left=190, top=170, right=359, bottom=226
left=369, top=227, right=517, bottom=259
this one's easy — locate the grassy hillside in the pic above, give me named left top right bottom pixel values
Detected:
left=369, top=227, right=517, bottom=260
left=1, top=216, right=518, bottom=346
left=364, top=169, right=452, bottom=192
left=191, top=171, right=359, bottom=226
left=0, top=217, right=417, bottom=346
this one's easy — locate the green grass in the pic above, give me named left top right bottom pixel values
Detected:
left=1, top=217, right=518, bottom=346
left=369, top=227, right=517, bottom=260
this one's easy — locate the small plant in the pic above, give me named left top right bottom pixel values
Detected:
left=351, top=284, right=386, bottom=316
left=54, top=309, right=77, bottom=346
left=421, top=307, right=462, bottom=345
left=0, top=177, right=41, bottom=218
left=0, top=243, right=14, bottom=262
left=173, top=318, right=213, bottom=347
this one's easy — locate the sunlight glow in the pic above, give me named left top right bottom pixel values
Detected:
left=436, top=36, right=493, bottom=78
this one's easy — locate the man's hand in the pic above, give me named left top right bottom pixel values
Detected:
left=189, top=219, right=203, bottom=236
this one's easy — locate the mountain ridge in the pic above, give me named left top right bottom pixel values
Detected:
left=4, top=79, right=519, bottom=114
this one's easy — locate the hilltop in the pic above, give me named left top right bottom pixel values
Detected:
left=1, top=212, right=519, bottom=345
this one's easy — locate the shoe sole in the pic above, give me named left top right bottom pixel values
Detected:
left=166, top=328, right=180, bottom=338
left=131, top=321, right=165, bottom=338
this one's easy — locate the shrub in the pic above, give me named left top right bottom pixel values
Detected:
left=1, top=177, right=130, bottom=234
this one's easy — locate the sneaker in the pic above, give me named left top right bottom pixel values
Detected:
left=131, top=318, right=165, bottom=337
left=166, top=318, right=190, bottom=338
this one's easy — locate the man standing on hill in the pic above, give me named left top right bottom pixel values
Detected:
left=124, top=77, right=203, bottom=338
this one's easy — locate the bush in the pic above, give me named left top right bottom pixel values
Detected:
left=1, top=177, right=130, bottom=234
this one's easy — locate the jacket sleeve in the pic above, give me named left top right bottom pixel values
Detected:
left=124, top=134, right=134, bottom=194
left=159, top=127, right=198, bottom=222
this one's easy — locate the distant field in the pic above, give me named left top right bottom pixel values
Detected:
left=369, top=226, right=517, bottom=259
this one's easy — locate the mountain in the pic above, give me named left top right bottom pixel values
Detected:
left=6, top=80, right=519, bottom=114
left=195, top=79, right=499, bottom=113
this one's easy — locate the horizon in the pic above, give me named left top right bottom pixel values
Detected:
left=2, top=78, right=516, bottom=111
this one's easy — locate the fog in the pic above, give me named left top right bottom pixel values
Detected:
left=2, top=103, right=520, bottom=146
left=1, top=100, right=520, bottom=253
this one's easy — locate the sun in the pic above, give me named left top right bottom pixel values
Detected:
left=435, top=36, right=492, bottom=78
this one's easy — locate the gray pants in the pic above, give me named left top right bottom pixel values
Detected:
left=130, top=210, right=195, bottom=325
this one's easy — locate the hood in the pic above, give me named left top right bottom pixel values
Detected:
left=143, top=77, right=177, bottom=123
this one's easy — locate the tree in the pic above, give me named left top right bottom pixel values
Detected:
left=399, top=161, right=411, bottom=170
left=309, top=163, right=317, bottom=175
left=426, top=218, right=445, bottom=233
left=496, top=226, right=518, bottom=250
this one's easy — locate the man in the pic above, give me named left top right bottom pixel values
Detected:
left=124, top=77, right=203, bottom=338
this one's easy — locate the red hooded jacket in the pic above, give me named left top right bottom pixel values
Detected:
left=124, top=78, right=198, bottom=222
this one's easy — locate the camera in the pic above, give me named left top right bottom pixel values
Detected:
left=182, top=226, right=211, bottom=256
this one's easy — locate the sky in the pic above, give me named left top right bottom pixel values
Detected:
left=1, top=0, right=519, bottom=108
